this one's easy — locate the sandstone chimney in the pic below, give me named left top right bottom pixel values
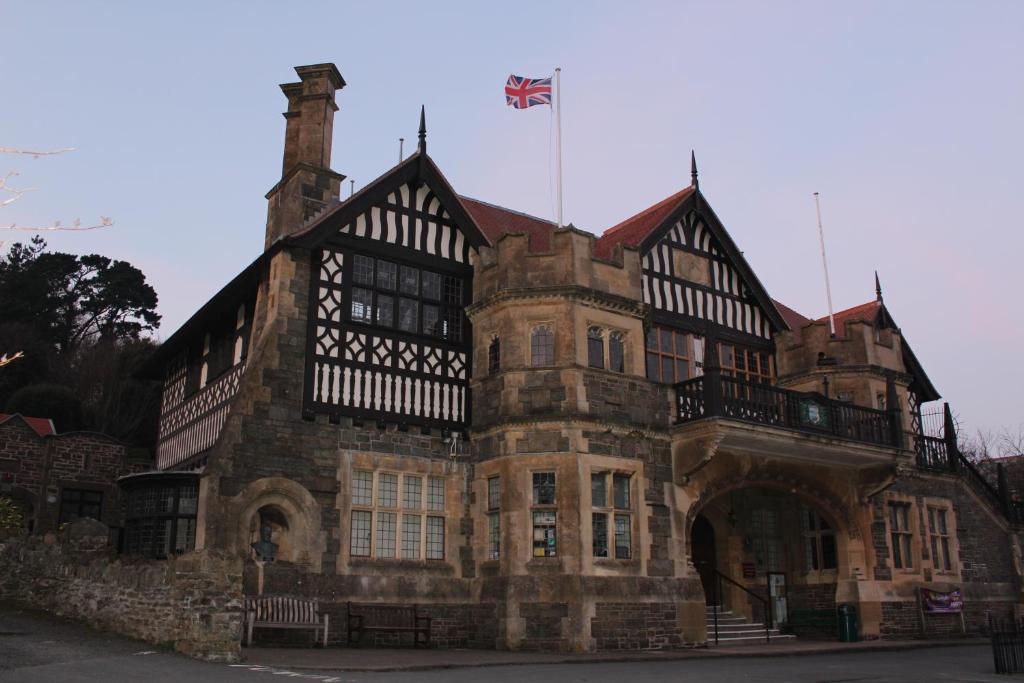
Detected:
left=265, top=63, right=346, bottom=249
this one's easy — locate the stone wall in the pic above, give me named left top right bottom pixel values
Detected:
left=591, top=602, right=683, bottom=650
left=0, top=417, right=148, bottom=534
left=0, top=520, right=243, bottom=661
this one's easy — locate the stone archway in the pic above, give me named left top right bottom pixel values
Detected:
left=686, top=483, right=851, bottom=631
left=229, top=477, right=325, bottom=568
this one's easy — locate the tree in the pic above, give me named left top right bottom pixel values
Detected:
left=1, top=145, right=114, bottom=363
left=0, top=239, right=162, bottom=447
left=4, top=383, right=84, bottom=432
left=0, top=237, right=160, bottom=353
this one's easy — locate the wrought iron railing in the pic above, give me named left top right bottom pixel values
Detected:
left=912, top=403, right=1024, bottom=525
left=674, top=374, right=899, bottom=448
left=913, top=434, right=950, bottom=471
left=707, top=565, right=772, bottom=645
left=990, top=616, right=1024, bottom=674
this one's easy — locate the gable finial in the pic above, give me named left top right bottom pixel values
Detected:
left=690, top=150, right=699, bottom=190
left=875, top=270, right=883, bottom=302
left=418, top=105, right=427, bottom=154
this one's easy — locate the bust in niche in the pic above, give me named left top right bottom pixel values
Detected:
left=251, top=522, right=278, bottom=562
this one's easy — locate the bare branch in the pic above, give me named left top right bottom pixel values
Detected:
left=0, top=147, right=76, bottom=158
left=0, top=351, right=25, bottom=368
left=0, top=217, right=114, bottom=231
left=0, top=172, right=37, bottom=208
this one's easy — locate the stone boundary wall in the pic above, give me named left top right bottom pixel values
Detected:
left=0, top=521, right=243, bottom=662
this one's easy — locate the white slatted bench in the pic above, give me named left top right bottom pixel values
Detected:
left=244, top=596, right=329, bottom=647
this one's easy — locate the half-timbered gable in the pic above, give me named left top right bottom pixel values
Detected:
left=596, top=181, right=787, bottom=384
left=292, top=146, right=489, bottom=430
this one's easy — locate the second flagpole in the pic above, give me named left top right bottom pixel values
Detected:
left=555, top=67, right=563, bottom=228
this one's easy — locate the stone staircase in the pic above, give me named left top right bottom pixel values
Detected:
left=705, top=605, right=795, bottom=645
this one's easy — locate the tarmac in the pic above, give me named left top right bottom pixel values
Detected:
left=242, top=637, right=990, bottom=672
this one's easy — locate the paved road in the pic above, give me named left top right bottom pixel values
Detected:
left=0, top=605, right=1008, bottom=682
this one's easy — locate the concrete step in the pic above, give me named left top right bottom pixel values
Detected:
left=709, top=632, right=797, bottom=645
left=709, top=624, right=773, bottom=633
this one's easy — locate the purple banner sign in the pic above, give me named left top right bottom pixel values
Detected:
left=920, top=587, right=964, bottom=613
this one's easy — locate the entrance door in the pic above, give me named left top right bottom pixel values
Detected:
left=691, top=515, right=718, bottom=605
left=768, top=572, right=787, bottom=626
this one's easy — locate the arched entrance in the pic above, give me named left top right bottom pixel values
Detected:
left=691, top=514, right=718, bottom=605
left=689, top=486, right=845, bottom=632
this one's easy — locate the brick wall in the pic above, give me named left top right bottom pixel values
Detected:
left=591, top=602, right=683, bottom=650
left=0, top=520, right=243, bottom=661
left=787, top=583, right=837, bottom=638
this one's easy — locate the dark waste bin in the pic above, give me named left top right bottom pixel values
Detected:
left=837, top=603, right=859, bottom=642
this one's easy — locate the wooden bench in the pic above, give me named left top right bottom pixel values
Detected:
left=346, top=602, right=431, bottom=648
left=244, top=596, right=329, bottom=647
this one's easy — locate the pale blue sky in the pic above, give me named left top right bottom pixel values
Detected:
left=3, top=1, right=1022, bottom=435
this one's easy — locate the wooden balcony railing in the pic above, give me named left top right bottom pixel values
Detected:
left=674, top=374, right=901, bottom=449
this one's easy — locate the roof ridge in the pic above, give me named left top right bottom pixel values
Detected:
left=458, top=195, right=557, bottom=226
left=817, top=299, right=879, bottom=321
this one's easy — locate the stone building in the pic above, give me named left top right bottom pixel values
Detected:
left=0, top=413, right=147, bottom=534
left=137, top=63, right=1024, bottom=649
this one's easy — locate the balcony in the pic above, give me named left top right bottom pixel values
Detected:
left=675, top=374, right=901, bottom=449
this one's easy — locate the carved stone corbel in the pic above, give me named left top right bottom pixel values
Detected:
left=857, top=464, right=900, bottom=503
left=673, top=434, right=724, bottom=484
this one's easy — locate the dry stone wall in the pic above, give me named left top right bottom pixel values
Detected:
left=0, top=520, right=243, bottom=662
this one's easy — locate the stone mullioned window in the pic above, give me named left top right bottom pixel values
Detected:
left=531, top=471, right=557, bottom=557
left=587, top=327, right=626, bottom=373
left=487, top=476, right=500, bottom=561
left=350, top=469, right=446, bottom=560
left=928, top=506, right=952, bottom=572
left=889, top=502, right=914, bottom=570
left=591, top=471, right=632, bottom=559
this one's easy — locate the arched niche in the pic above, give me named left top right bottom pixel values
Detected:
left=231, top=477, right=324, bottom=568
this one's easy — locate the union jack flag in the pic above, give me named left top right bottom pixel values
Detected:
left=505, top=74, right=552, bottom=109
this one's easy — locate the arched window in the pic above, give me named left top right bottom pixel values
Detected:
left=531, top=326, right=554, bottom=367
left=488, top=336, right=501, bottom=374
left=609, top=331, right=625, bottom=373
left=587, top=327, right=605, bottom=369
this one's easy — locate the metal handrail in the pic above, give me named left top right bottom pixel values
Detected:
left=707, top=565, right=772, bottom=645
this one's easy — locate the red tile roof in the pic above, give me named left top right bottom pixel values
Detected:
left=772, top=299, right=812, bottom=332
left=594, top=186, right=695, bottom=259
left=459, top=196, right=556, bottom=252
left=0, top=413, right=56, bottom=437
left=818, top=300, right=881, bottom=338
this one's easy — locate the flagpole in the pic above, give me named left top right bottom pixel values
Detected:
left=554, top=67, right=563, bottom=228
left=813, top=191, right=837, bottom=337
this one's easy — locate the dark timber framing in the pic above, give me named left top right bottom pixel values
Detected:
left=297, top=151, right=489, bottom=430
